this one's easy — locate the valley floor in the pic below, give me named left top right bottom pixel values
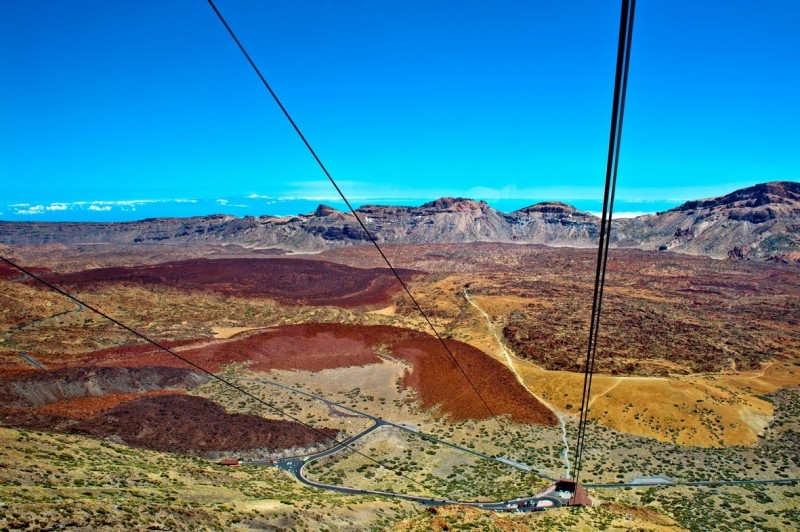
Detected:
left=1, top=243, right=798, bottom=529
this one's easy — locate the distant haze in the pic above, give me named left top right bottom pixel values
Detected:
left=0, top=197, right=680, bottom=223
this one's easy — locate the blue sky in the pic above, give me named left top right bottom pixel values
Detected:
left=1, top=0, right=798, bottom=221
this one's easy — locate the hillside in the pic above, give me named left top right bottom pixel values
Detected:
left=614, top=181, right=800, bottom=261
left=2, top=182, right=797, bottom=261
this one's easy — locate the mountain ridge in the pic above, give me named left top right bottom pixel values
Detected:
left=1, top=181, right=798, bottom=262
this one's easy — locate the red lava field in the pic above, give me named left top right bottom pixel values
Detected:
left=0, top=342, right=199, bottom=378
left=1, top=394, right=336, bottom=454
left=92, top=323, right=556, bottom=426
left=1, top=250, right=556, bottom=454
left=32, top=390, right=187, bottom=420
left=1, top=323, right=557, bottom=428
left=40, top=257, right=419, bottom=308
left=0, top=366, right=207, bottom=409
left=0, top=366, right=337, bottom=453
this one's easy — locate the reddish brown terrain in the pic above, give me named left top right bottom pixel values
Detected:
left=0, top=264, right=48, bottom=281
left=181, top=324, right=385, bottom=373
left=1, top=394, right=336, bottom=453
left=389, top=328, right=557, bottom=424
left=496, top=248, right=800, bottom=375
left=39, top=257, right=418, bottom=308
left=1, top=323, right=557, bottom=428
left=311, top=242, right=800, bottom=376
left=0, top=365, right=337, bottom=453
left=33, top=390, right=186, bottom=420
left=0, top=328, right=383, bottom=374
left=0, top=343, right=200, bottom=377
left=1, top=243, right=796, bottom=455
left=0, top=366, right=206, bottom=408
left=180, top=323, right=558, bottom=426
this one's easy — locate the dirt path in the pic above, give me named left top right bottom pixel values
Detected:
left=751, top=361, right=777, bottom=379
left=463, top=289, right=571, bottom=478
left=588, top=377, right=622, bottom=409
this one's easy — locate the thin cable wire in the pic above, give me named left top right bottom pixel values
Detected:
left=0, top=255, right=441, bottom=496
left=573, top=0, right=636, bottom=485
left=206, top=0, right=513, bottom=441
left=573, top=0, right=632, bottom=484
left=578, top=0, right=635, bottom=478
left=574, top=0, right=636, bottom=483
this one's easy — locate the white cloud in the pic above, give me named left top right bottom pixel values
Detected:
left=14, top=205, right=45, bottom=215
left=5, top=197, right=210, bottom=217
left=214, top=198, right=248, bottom=208
left=91, top=199, right=158, bottom=207
left=246, top=194, right=278, bottom=205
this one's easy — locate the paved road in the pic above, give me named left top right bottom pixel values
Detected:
left=5, top=299, right=85, bottom=336
left=18, top=353, right=46, bottom=370
left=238, top=376, right=551, bottom=479
left=248, top=421, right=384, bottom=470
left=260, top=442, right=566, bottom=511
left=238, top=376, right=573, bottom=509
left=236, top=375, right=797, bottom=509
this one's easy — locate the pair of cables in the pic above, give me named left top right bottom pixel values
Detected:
left=4, top=0, right=636, bottom=496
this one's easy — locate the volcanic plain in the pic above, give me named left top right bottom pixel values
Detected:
left=1, top=242, right=798, bottom=530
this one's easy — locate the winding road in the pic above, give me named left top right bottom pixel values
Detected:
left=3, top=285, right=85, bottom=338
left=234, top=343, right=799, bottom=513
left=237, top=375, right=573, bottom=510
left=262, top=425, right=566, bottom=511
left=239, top=376, right=538, bottom=475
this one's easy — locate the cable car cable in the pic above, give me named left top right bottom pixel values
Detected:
left=573, top=0, right=636, bottom=484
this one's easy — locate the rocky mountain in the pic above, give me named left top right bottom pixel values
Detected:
left=0, top=197, right=601, bottom=250
left=614, top=181, right=800, bottom=261
left=1, top=182, right=797, bottom=262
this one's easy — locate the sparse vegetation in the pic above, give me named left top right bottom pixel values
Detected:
left=1, top=243, right=798, bottom=529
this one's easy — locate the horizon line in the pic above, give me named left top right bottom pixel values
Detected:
left=1, top=195, right=684, bottom=223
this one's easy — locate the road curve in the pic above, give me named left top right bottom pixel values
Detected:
left=237, top=376, right=552, bottom=479
left=235, top=376, right=797, bottom=510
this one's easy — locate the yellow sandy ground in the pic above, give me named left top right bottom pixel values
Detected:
left=369, top=305, right=397, bottom=316
left=211, top=326, right=265, bottom=339
left=462, top=294, right=800, bottom=447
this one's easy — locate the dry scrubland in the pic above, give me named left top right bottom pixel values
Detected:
left=1, top=425, right=797, bottom=530
left=0, top=427, right=421, bottom=530
left=390, top=483, right=800, bottom=531
left=1, top=242, right=799, bottom=529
